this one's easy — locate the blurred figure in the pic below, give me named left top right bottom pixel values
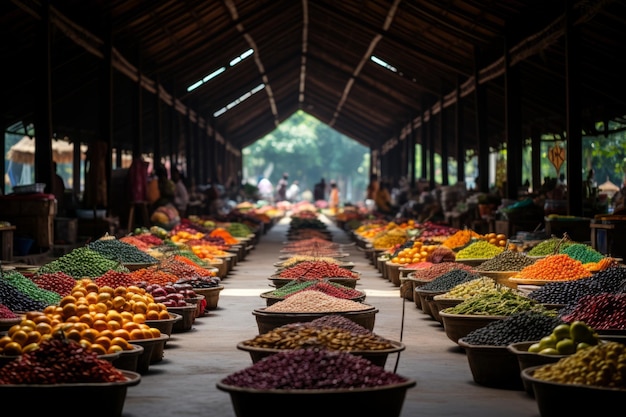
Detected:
left=276, top=172, right=289, bottom=202
left=172, top=168, right=189, bottom=218
left=313, top=178, right=326, bottom=201
left=286, top=180, right=300, bottom=202
left=375, top=179, right=393, bottom=214
left=329, top=180, right=340, bottom=215
left=51, top=161, right=66, bottom=215
left=257, top=176, right=274, bottom=203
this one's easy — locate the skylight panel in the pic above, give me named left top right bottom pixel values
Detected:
left=187, top=49, right=255, bottom=92
left=371, top=55, right=397, bottom=73
left=213, top=83, right=265, bottom=118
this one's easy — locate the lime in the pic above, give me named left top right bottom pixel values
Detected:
left=539, top=347, right=559, bottom=355
left=527, top=343, right=542, bottom=353
left=576, top=342, right=593, bottom=352
left=551, top=323, right=571, bottom=341
left=556, top=338, right=576, bottom=354
left=538, top=334, right=557, bottom=350
left=570, top=321, right=598, bottom=344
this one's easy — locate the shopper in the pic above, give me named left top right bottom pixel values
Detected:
left=329, top=180, right=340, bottom=215
left=286, top=180, right=300, bottom=202
left=172, top=168, right=190, bottom=218
left=375, top=179, right=393, bottom=214
left=313, top=178, right=326, bottom=201
left=276, top=172, right=289, bottom=202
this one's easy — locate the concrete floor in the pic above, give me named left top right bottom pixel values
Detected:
left=123, top=215, right=541, bottom=417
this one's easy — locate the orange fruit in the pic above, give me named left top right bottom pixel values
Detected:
left=76, top=303, right=90, bottom=316
left=43, top=305, right=57, bottom=315
left=21, top=342, right=39, bottom=353
left=146, top=310, right=160, bottom=320
left=65, top=328, right=82, bottom=342
left=107, top=310, right=124, bottom=323
left=123, top=321, right=141, bottom=332
left=93, top=303, right=109, bottom=314
left=33, top=314, right=51, bottom=325
left=92, top=320, right=109, bottom=332
left=158, top=310, right=171, bottom=320
left=107, top=344, right=124, bottom=354
left=85, top=292, right=99, bottom=304
left=112, top=329, right=131, bottom=340
left=25, top=330, right=41, bottom=345
left=0, top=335, right=13, bottom=349
left=64, top=315, right=80, bottom=323
left=89, top=343, right=107, bottom=355
left=2, top=341, right=22, bottom=356
left=99, top=285, right=115, bottom=295
left=10, top=330, right=29, bottom=346
left=7, top=324, right=21, bottom=337
left=141, top=328, right=154, bottom=339
left=110, top=337, right=131, bottom=350
left=112, top=296, right=127, bottom=310
left=35, top=322, right=52, bottom=335
left=114, top=286, right=127, bottom=297
left=97, top=292, right=112, bottom=303
left=121, top=311, right=134, bottom=322
left=19, top=319, right=37, bottom=331
left=80, top=328, right=100, bottom=343
left=133, top=313, right=146, bottom=324
left=107, top=320, right=121, bottom=331
left=94, top=337, right=111, bottom=350
left=25, top=311, right=45, bottom=321
left=129, top=328, right=146, bottom=340
left=98, top=329, right=115, bottom=340
left=59, top=295, right=77, bottom=307
left=79, top=314, right=94, bottom=326
left=149, top=327, right=161, bottom=338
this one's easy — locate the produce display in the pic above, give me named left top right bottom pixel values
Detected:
left=264, top=291, right=372, bottom=313
left=435, top=277, right=502, bottom=300
left=407, top=261, right=475, bottom=282
left=476, top=250, right=536, bottom=272
left=139, top=282, right=198, bottom=308
left=388, top=241, right=440, bottom=264
left=440, top=289, right=553, bottom=316
left=527, top=321, right=599, bottom=355
left=418, top=269, right=478, bottom=292
left=88, top=238, right=158, bottom=264
left=527, top=237, right=574, bottom=256
left=455, top=240, right=504, bottom=259
left=220, top=349, right=409, bottom=389
left=276, top=255, right=346, bottom=268
left=276, top=260, right=358, bottom=279
left=267, top=280, right=363, bottom=300
left=513, top=254, right=592, bottom=281
left=530, top=342, right=626, bottom=388
left=461, top=311, right=564, bottom=346
left=526, top=265, right=626, bottom=305
left=560, top=293, right=626, bottom=330
left=0, top=279, right=166, bottom=357
left=37, top=247, right=131, bottom=278
left=241, top=321, right=394, bottom=351
left=0, top=334, right=128, bottom=384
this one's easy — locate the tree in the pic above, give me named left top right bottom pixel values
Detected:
left=242, top=110, right=370, bottom=202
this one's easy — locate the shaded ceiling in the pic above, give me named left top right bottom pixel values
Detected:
left=2, top=0, right=626, bottom=160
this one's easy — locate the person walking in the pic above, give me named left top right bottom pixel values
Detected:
left=313, top=178, right=326, bottom=202
left=329, top=180, right=340, bottom=215
left=172, top=168, right=190, bottom=218
left=276, top=172, right=289, bottom=202
left=286, top=180, right=300, bottom=202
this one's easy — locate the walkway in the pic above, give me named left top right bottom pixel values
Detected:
left=123, top=215, right=540, bottom=417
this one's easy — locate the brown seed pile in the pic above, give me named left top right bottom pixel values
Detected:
left=264, top=290, right=373, bottom=312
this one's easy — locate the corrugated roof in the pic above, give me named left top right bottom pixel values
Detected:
left=2, top=0, right=626, bottom=159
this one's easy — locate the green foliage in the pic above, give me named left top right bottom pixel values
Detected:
left=242, top=110, right=370, bottom=201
